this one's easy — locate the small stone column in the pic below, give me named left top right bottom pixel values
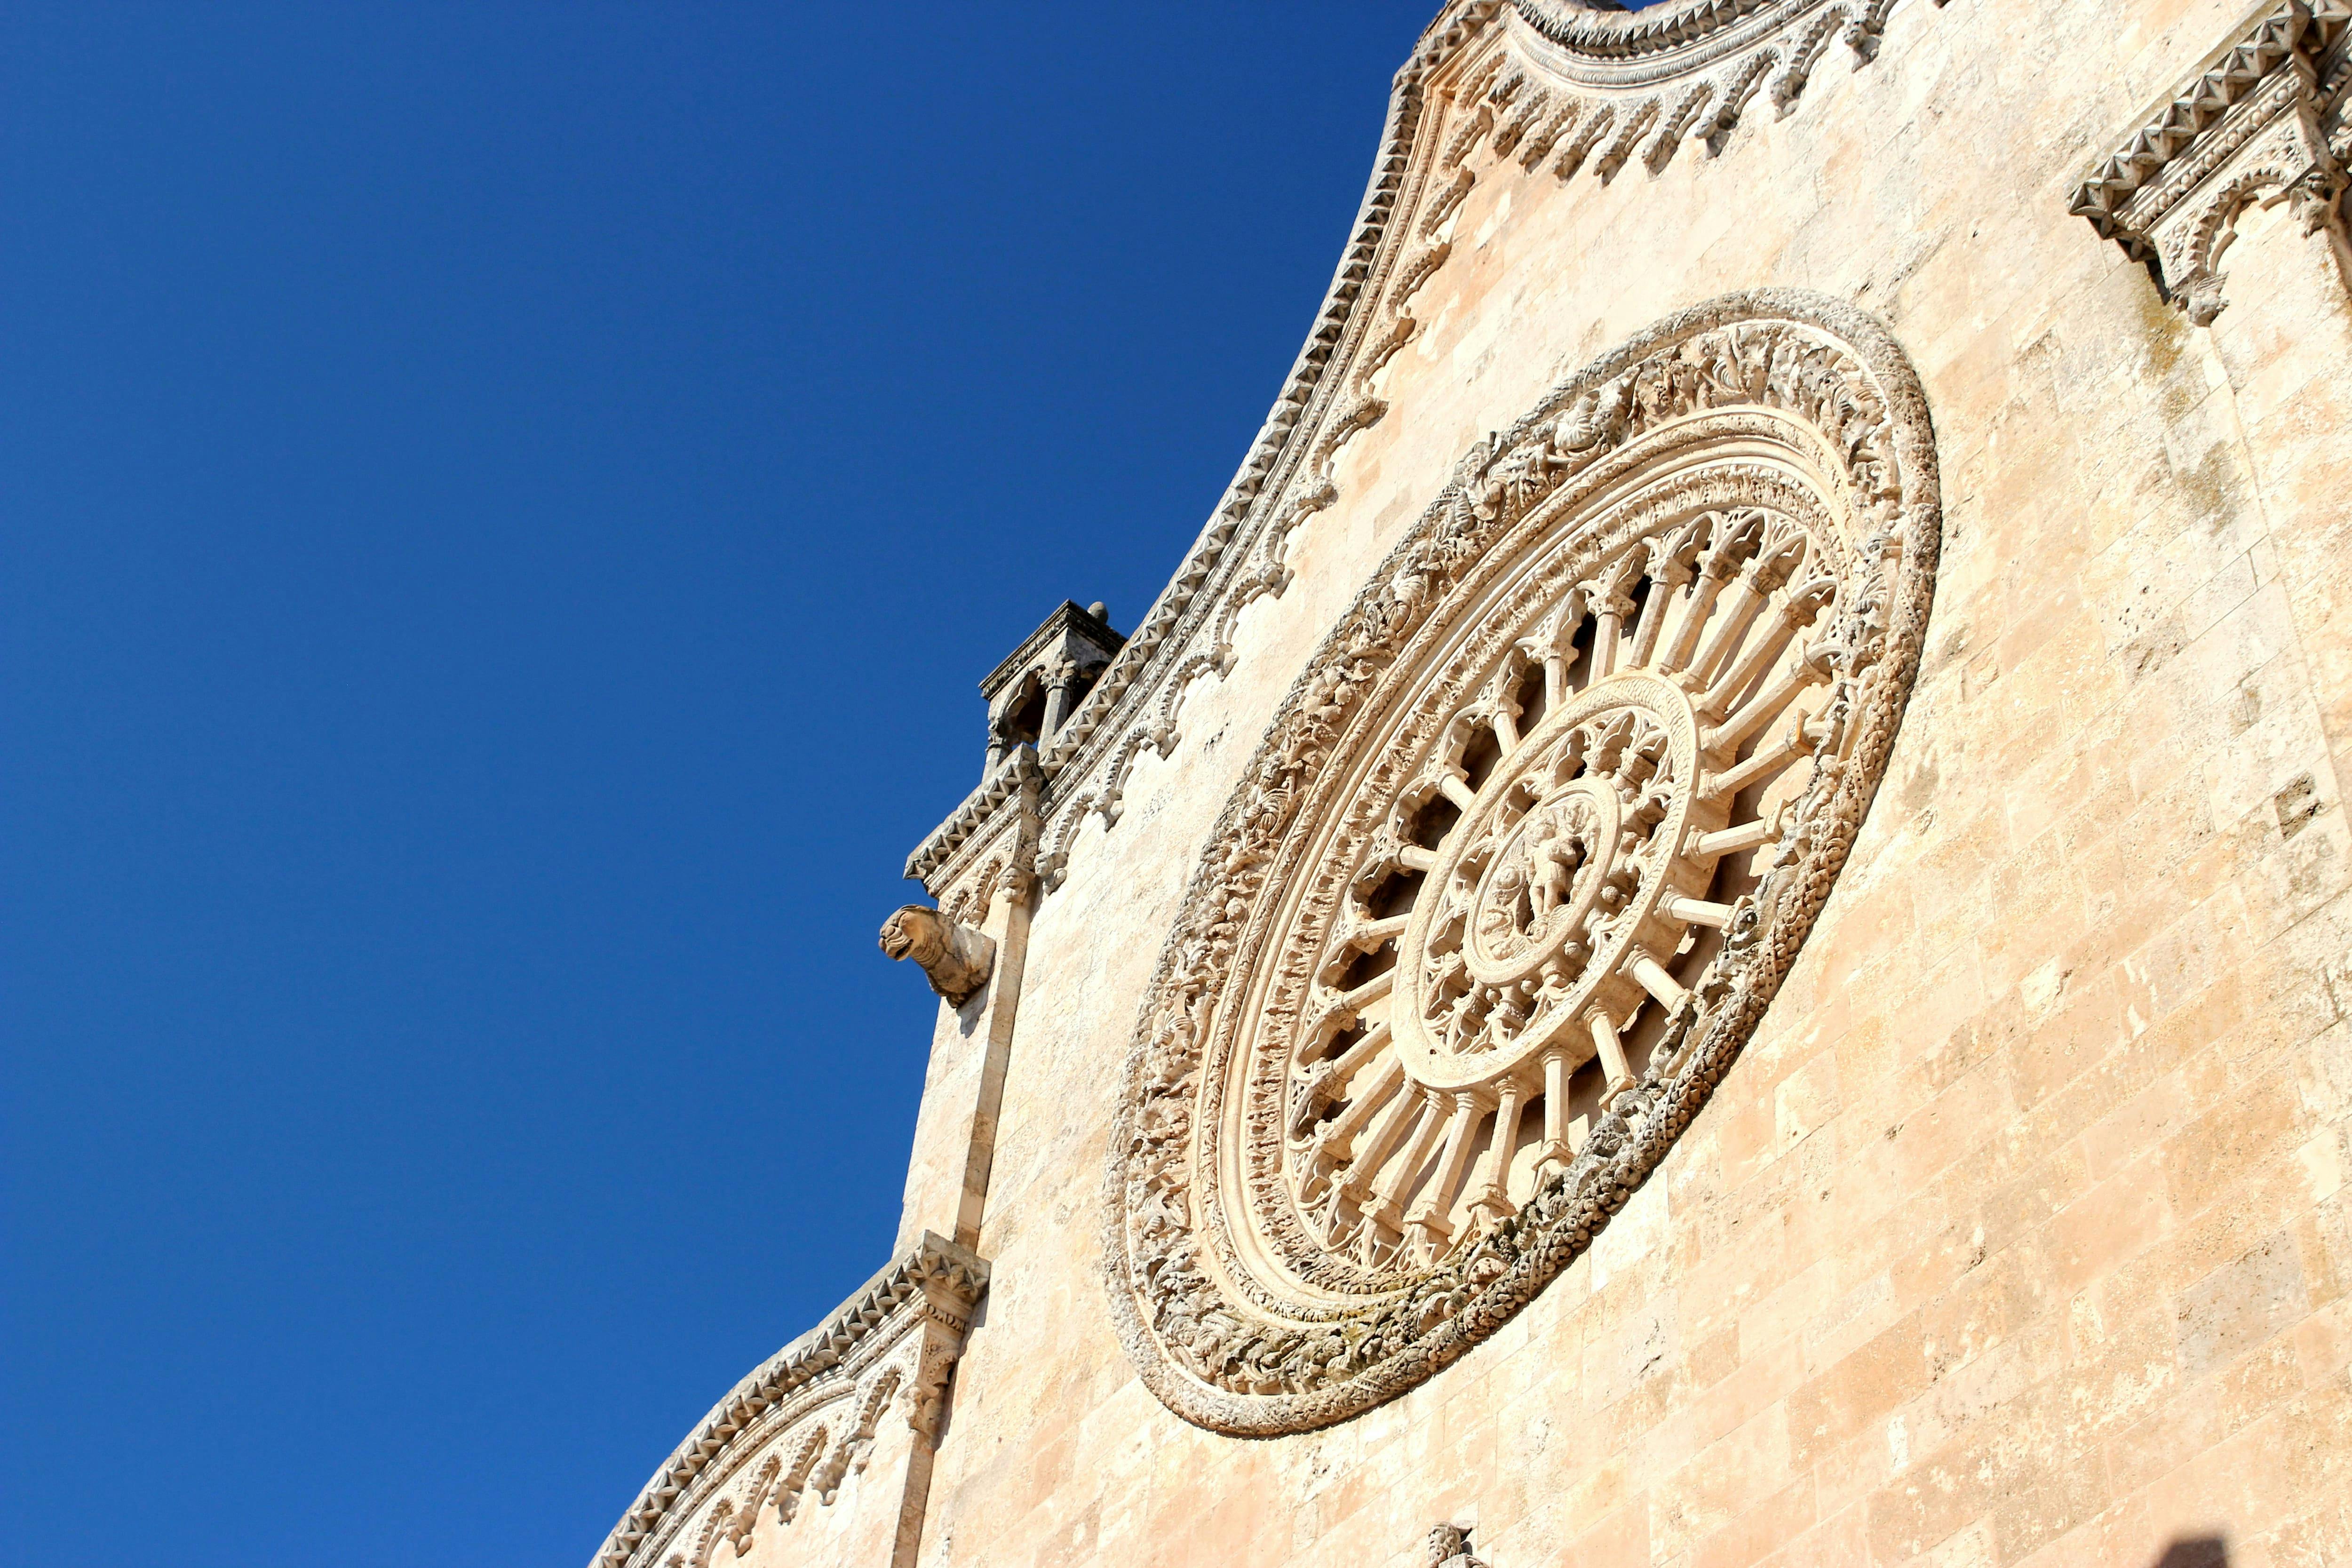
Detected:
left=975, top=599, right=1123, bottom=778
left=1041, top=656, right=1084, bottom=737
left=891, top=815, right=1041, bottom=1254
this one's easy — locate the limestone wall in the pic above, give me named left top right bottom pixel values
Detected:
left=906, top=0, right=2352, bottom=1564
left=586, top=1, right=2352, bottom=1562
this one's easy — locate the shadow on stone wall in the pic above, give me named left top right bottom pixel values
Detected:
left=2154, top=1538, right=2227, bottom=1568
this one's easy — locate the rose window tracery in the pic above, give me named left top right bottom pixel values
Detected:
left=1105, top=293, right=1941, bottom=1436
left=1295, top=512, right=1837, bottom=1278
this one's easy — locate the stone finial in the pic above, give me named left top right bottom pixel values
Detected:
left=880, top=905, right=996, bottom=1006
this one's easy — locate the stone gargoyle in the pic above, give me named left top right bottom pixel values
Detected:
left=879, top=905, right=996, bottom=1007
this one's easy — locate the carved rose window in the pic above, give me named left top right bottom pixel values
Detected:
left=1105, top=293, right=1942, bottom=1434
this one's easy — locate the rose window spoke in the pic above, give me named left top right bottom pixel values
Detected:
left=1291, top=515, right=1839, bottom=1257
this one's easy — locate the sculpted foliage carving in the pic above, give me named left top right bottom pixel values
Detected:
left=1103, top=291, right=1941, bottom=1435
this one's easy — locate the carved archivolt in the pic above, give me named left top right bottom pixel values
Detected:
left=1503, top=0, right=1954, bottom=176
left=1103, top=291, right=1940, bottom=1434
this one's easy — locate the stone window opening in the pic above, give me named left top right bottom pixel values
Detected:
left=977, top=599, right=1125, bottom=780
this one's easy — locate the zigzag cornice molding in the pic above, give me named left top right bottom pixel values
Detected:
left=589, top=1232, right=988, bottom=1568
left=907, top=0, right=1947, bottom=899
left=2071, top=0, right=2352, bottom=324
left=905, top=0, right=1506, bottom=892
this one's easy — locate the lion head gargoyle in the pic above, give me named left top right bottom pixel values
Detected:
left=879, top=905, right=996, bottom=1007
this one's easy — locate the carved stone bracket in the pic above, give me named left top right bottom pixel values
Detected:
left=881, top=906, right=997, bottom=1007
left=589, top=1234, right=988, bottom=1568
left=2072, top=0, right=2352, bottom=324
left=905, top=1319, right=963, bottom=1442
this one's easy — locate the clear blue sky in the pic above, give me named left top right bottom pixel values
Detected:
left=0, top=3, right=1470, bottom=1564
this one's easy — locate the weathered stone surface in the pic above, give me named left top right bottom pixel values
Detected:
left=592, top=0, right=2352, bottom=1562
left=880, top=906, right=995, bottom=1009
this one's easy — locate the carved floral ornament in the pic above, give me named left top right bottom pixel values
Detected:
left=1103, top=291, right=1941, bottom=1435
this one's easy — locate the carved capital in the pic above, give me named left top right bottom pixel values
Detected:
left=904, top=1321, right=963, bottom=1442
left=880, top=905, right=997, bottom=1006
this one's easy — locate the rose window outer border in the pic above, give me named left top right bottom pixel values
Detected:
left=1218, top=444, right=1869, bottom=1304
left=1103, top=289, right=1942, bottom=1438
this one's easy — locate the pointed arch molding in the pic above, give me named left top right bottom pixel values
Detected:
left=904, top=0, right=1953, bottom=907
left=1103, top=290, right=1943, bottom=1435
left=589, top=1234, right=987, bottom=1568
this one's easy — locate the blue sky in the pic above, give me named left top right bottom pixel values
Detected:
left=0, top=3, right=1449, bottom=1563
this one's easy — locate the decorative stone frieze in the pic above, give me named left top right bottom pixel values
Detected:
left=879, top=905, right=995, bottom=1007
left=906, top=0, right=1952, bottom=909
left=589, top=1233, right=987, bottom=1568
left=1102, top=291, right=1941, bottom=1435
left=1505, top=0, right=1953, bottom=177
left=2072, top=0, right=2352, bottom=324
left=908, top=747, right=1043, bottom=930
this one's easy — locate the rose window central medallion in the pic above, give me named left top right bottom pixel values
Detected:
left=1105, top=294, right=1942, bottom=1437
left=1399, top=669, right=1699, bottom=1093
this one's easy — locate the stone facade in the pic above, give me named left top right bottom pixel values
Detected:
left=593, top=0, right=2352, bottom=1563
